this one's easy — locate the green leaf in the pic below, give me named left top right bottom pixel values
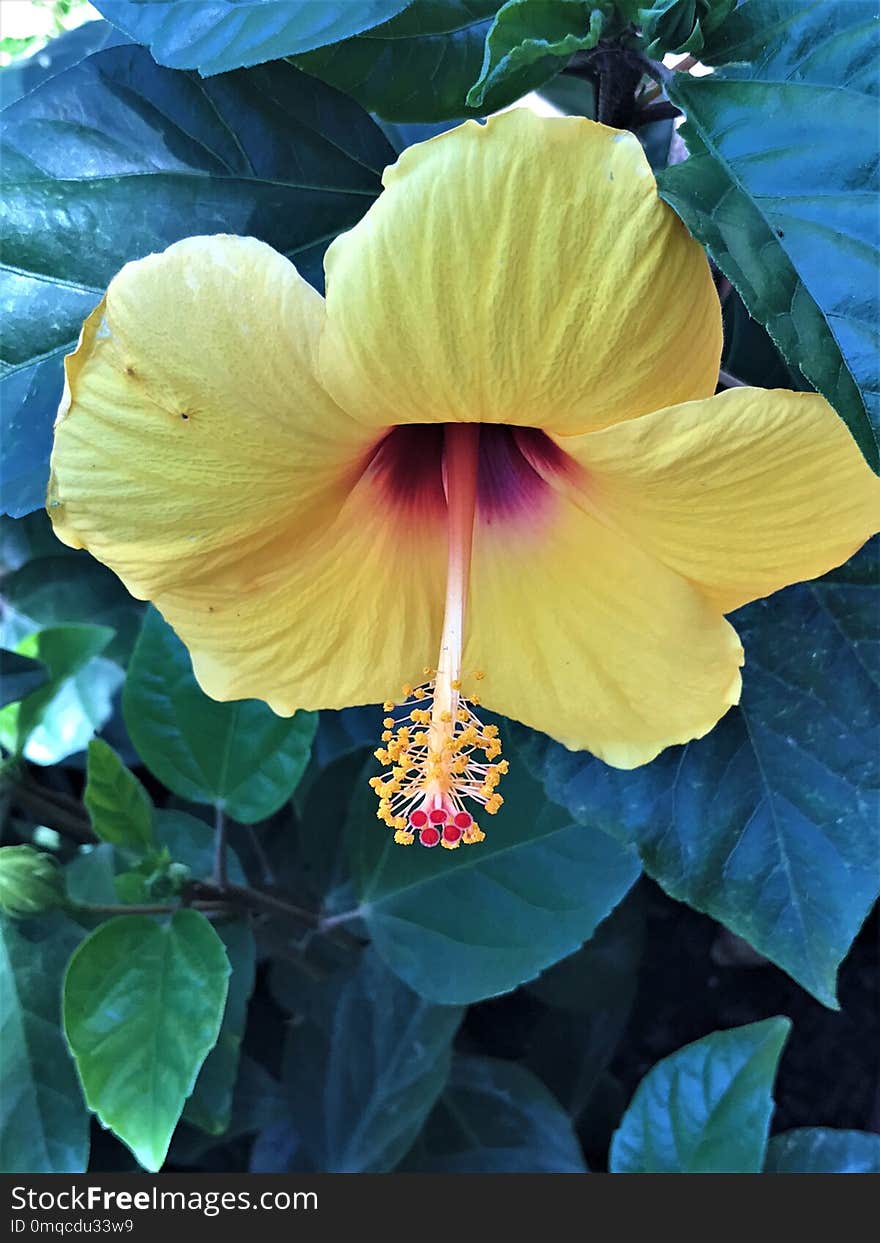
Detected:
left=123, top=609, right=317, bottom=823
left=297, top=1, right=563, bottom=122
left=0, top=912, right=89, bottom=1172
left=610, top=1018, right=791, bottom=1173
left=351, top=750, right=640, bottom=1004
left=63, top=909, right=230, bottom=1171
left=0, top=46, right=394, bottom=516
left=2, top=554, right=143, bottom=664
left=0, top=648, right=48, bottom=707
left=153, top=808, right=246, bottom=886
left=402, top=1056, right=587, bottom=1172
left=281, top=947, right=462, bottom=1172
left=0, top=19, right=129, bottom=106
left=765, top=1128, right=880, bottom=1174
left=65, top=844, right=119, bottom=909
left=184, top=920, right=256, bottom=1136
left=84, top=738, right=154, bottom=856
left=636, top=0, right=736, bottom=57
left=517, top=542, right=880, bottom=1008
left=95, top=0, right=413, bottom=73
left=658, top=0, right=880, bottom=469
left=467, top=0, right=606, bottom=108
left=0, top=624, right=118, bottom=762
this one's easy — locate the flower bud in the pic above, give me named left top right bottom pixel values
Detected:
left=0, top=846, right=66, bottom=918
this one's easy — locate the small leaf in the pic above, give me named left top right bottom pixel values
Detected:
left=95, top=0, right=413, bottom=74
left=609, top=1018, right=791, bottom=1173
left=659, top=0, right=880, bottom=469
left=282, top=947, right=462, bottom=1173
left=351, top=749, right=640, bottom=1004
left=184, top=920, right=256, bottom=1136
left=402, top=1056, right=587, bottom=1172
left=765, top=1128, right=880, bottom=1174
left=467, top=0, right=606, bottom=109
left=123, top=609, right=316, bottom=823
left=0, top=913, right=89, bottom=1172
left=0, top=648, right=48, bottom=708
left=0, top=624, right=118, bottom=763
left=84, top=739, right=154, bottom=856
left=63, top=909, right=230, bottom=1171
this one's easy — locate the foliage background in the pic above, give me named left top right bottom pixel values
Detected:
left=0, top=0, right=878, bottom=1175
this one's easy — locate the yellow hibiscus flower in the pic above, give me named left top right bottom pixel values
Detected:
left=47, top=110, right=879, bottom=851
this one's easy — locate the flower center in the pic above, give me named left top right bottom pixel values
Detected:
left=370, top=424, right=508, bottom=850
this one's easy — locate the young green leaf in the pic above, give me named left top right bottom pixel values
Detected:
left=609, top=1018, right=791, bottom=1173
left=401, top=1056, right=587, bottom=1172
left=94, top=0, right=413, bottom=74
left=765, top=1128, right=880, bottom=1174
left=84, top=739, right=155, bottom=856
left=351, top=751, right=640, bottom=1004
left=659, top=0, right=879, bottom=470
left=467, top=0, right=607, bottom=109
left=0, top=913, right=88, bottom=1172
left=123, top=609, right=317, bottom=823
left=282, top=947, right=463, bottom=1173
left=0, top=648, right=48, bottom=708
left=0, top=625, right=118, bottom=763
left=63, top=910, right=230, bottom=1172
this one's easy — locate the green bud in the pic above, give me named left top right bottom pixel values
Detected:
left=638, top=0, right=736, bottom=57
left=0, top=846, right=66, bottom=918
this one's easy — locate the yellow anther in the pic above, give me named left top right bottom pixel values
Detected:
left=463, top=825, right=486, bottom=845
left=496, top=760, right=509, bottom=774
left=383, top=701, right=396, bottom=712
left=394, top=830, right=415, bottom=846
left=440, top=710, right=452, bottom=723
left=484, top=724, right=499, bottom=738
left=374, top=748, right=390, bottom=763
left=402, top=683, right=414, bottom=697
left=441, top=837, right=461, bottom=850
left=451, top=679, right=461, bottom=690
left=381, top=730, right=392, bottom=742
left=414, top=730, right=428, bottom=745
left=474, top=670, right=485, bottom=681
left=422, top=667, right=435, bottom=677
left=383, top=717, right=395, bottom=729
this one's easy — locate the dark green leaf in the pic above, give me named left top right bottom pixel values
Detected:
left=609, top=1018, right=791, bottom=1173
left=402, top=1056, right=587, bottom=1172
left=351, top=750, right=640, bottom=1004
left=0, top=45, right=394, bottom=515
left=467, top=0, right=605, bottom=109
left=0, top=19, right=129, bottom=106
left=0, top=912, right=88, bottom=1172
left=65, top=844, right=118, bottom=909
left=0, top=624, right=118, bottom=762
left=2, top=554, right=143, bottom=664
left=282, top=947, right=462, bottom=1172
left=297, top=0, right=559, bottom=122
left=63, top=909, right=230, bottom=1171
left=721, top=287, right=804, bottom=390
left=184, top=920, right=256, bottom=1136
left=517, top=542, right=880, bottom=1008
left=659, top=0, right=880, bottom=469
left=0, top=648, right=48, bottom=707
left=153, top=808, right=246, bottom=886
left=95, top=0, right=412, bottom=73
left=123, top=609, right=317, bottom=823
left=84, top=738, right=154, bottom=855
left=765, top=1127, right=880, bottom=1174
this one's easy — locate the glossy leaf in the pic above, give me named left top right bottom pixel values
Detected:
left=95, top=0, right=413, bottom=74
left=402, top=1056, right=587, bottom=1172
left=282, top=947, right=462, bottom=1172
left=184, top=920, right=256, bottom=1136
left=467, top=0, right=605, bottom=108
left=0, top=18, right=129, bottom=106
left=0, top=648, right=48, bottom=708
left=63, top=909, right=230, bottom=1171
left=0, top=913, right=88, bottom=1172
left=123, top=609, right=317, bottom=823
left=0, top=45, right=393, bottom=515
left=297, top=0, right=559, bottom=122
left=0, top=624, right=117, bottom=763
left=351, top=751, right=640, bottom=1004
left=517, top=542, right=880, bottom=1008
left=765, top=1127, right=880, bottom=1174
left=659, top=0, right=880, bottom=468
left=609, top=1018, right=791, bottom=1173
left=84, top=738, right=154, bottom=856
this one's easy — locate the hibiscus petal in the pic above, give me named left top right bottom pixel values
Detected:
left=319, top=109, right=721, bottom=435
left=464, top=490, right=744, bottom=769
left=562, top=387, right=880, bottom=615
left=49, top=235, right=442, bottom=709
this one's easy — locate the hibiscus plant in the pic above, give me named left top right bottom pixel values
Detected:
left=0, top=0, right=878, bottom=1179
